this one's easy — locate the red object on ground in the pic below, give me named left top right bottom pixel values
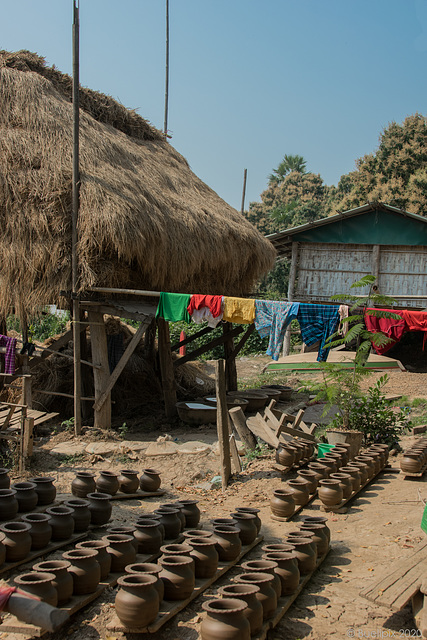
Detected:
left=179, top=331, right=186, bottom=356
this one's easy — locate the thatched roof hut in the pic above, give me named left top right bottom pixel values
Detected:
left=0, top=50, right=275, bottom=317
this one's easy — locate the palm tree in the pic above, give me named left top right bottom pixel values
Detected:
left=268, top=154, right=307, bottom=185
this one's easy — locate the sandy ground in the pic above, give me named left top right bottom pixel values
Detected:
left=1, top=359, right=426, bottom=640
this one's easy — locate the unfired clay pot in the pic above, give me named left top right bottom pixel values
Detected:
left=118, top=469, right=139, bottom=494
left=105, top=534, right=136, bottom=573
left=115, top=574, right=159, bottom=628
left=153, top=507, right=181, bottom=540
left=179, top=500, right=200, bottom=528
left=301, top=516, right=331, bottom=545
left=187, top=537, right=219, bottom=578
left=401, top=452, right=422, bottom=474
left=107, top=526, right=138, bottom=552
left=0, top=521, right=32, bottom=561
left=64, top=498, right=91, bottom=532
left=285, top=536, right=317, bottom=575
left=125, top=562, right=164, bottom=602
left=21, top=513, right=52, bottom=549
left=71, top=471, right=96, bottom=498
left=134, top=519, right=163, bottom=554
left=288, top=478, right=310, bottom=506
left=45, top=505, right=75, bottom=540
left=330, top=472, right=353, bottom=499
left=29, top=477, right=56, bottom=505
left=200, top=598, right=251, bottom=640
left=235, top=571, right=277, bottom=620
left=275, top=444, right=296, bottom=468
left=218, top=584, right=263, bottom=635
left=160, top=542, right=193, bottom=558
left=164, top=502, right=185, bottom=531
left=230, top=512, right=257, bottom=545
left=262, top=542, right=295, bottom=554
left=33, top=560, right=73, bottom=605
left=299, top=523, right=329, bottom=555
left=213, top=525, right=242, bottom=561
left=270, top=489, right=295, bottom=518
left=318, top=479, right=343, bottom=507
left=159, top=554, right=195, bottom=600
left=308, top=462, right=328, bottom=481
left=11, top=481, right=38, bottom=512
left=86, top=492, right=112, bottom=525
left=182, top=529, right=213, bottom=540
left=262, top=551, right=300, bottom=595
left=62, top=548, right=101, bottom=595
left=241, top=559, right=281, bottom=599
left=339, top=466, right=361, bottom=492
left=235, top=507, right=261, bottom=534
left=0, top=488, right=19, bottom=520
left=76, top=539, right=111, bottom=580
left=14, top=571, right=58, bottom=606
left=297, top=470, right=319, bottom=494
left=0, top=468, right=10, bottom=489
left=139, top=469, right=161, bottom=492
left=96, top=471, right=119, bottom=496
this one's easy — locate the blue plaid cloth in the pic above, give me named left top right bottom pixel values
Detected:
left=297, top=304, right=340, bottom=362
left=255, top=300, right=300, bottom=361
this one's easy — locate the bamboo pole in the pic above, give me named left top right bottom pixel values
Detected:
left=164, top=0, right=169, bottom=137
left=240, top=168, right=247, bottom=214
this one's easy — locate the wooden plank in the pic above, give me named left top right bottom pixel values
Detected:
left=279, top=424, right=316, bottom=442
left=88, top=310, right=111, bottom=429
left=170, top=325, right=213, bottom=351
left=229, top=434, right=242, bottom=473
left=157, top=318, right=177, bottom=418
left=249, top=414, right=279, bottom=448
left=22, top=417, right=34, bottom=457
left=216, top=359, right=231, bottom=491
left=174, top=326, right=243, bottom=368
left=1, top=405, right=16, bottom=430
left=228, top=406, right=257, bottom=450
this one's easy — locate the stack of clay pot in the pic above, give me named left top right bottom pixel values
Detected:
left=71, top=468, right=162, bottom=499
left=275, top=438, right=315, bottom=470
left=400, top=438, right=427, bottom=474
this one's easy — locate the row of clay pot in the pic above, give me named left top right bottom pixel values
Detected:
left=0, top=476, right=57, bottom=520
left=199, top=516, right=330, bottom=639
left=71, top=468, right=161, bottom=498
left=0, top=493, right=113, bottom=564
left=400, top=438, right=427, bottom=474
left=275, top=439, right=316, bottom=470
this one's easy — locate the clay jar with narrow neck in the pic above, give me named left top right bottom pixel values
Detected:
left=318, top=479, right=343, bottom=507
left=0, top=468, right=10, bottom=490
left=230, top=512, right=257, bottom=545
left=29, top=477, right=56, bottom=505
left=118, top=469, right=139, bottom=494
left=139, top=469, right=161, bottom=492
left=339, top=466, right=361, bottom=492
left=241, top=559, right=281, bottom=599
left=235, top=572, right=277, bottom=620
left=162, top=503, right=185, bottom=532
left=288, top=478, right=310, bottom=506
left=179, top=499, right=200, bottom=528
left=154, top=507, right=181, bottom=540
left=125, top=562, right=164, bottom=602
left=213, top=525, right=242, bottom=561
left=270, top=489, right=295, bottom=518
left=235, top=507, right=261, bottom=534
left=15, top=571, right=58, bottom=607
left=201, top=598, right=251, bottom=640
left=11, top=482, right=38, bottom=512
left=21, top=513, right=52, bottom=549
left=285, top=536, right=317, bottom=575
left=159, top=554, right=195, bottom=600
left=330, top=472, right=353, bottom=499
left=297, top=470, right=318, bottom=495
left=299, top=523, right=329, bottom=555
left=64, top=498, right=91, bottom=532
left=135, top=519, right=163, bottom=554
left=33, top=560, right=73, bottom=605
left=45, top=506, right=75, bottom=540
left=76, top=539, right=111, bottom=580
left=115, top=574, right=160, bottom=628
left=275, top=443, right=296, bottom=468
left=71, top=471, right=96, bottom=498
left=108, top=526, right=138, bottom=553
left=262, top=551, right=300, bottom=596
left=96, top=471, right=120, bottom=496
left=104, top=534, right=136, bottom=573
left=218, top=584, right=263, bottom=635
left=0, top=521, right=32, bottom=561
left=86, top=492, right=112, bottom=525
left=62, top=548, right=101, bottom=595
left=187, top=537, right=218, bottom=578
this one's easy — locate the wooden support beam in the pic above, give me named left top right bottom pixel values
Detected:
left=21, top=356, right=32, bottom=409
left=88, top=310, right=111, bottom=430
left=229, top=434, right=242, bottom=473
left=228, top=406, right=257, bottom=450
left=23, top=417, right=34, bottom=458
left=174, top=326, right=243, bottom=368
left=226, top=324, right=255, bottom=362
left=216, top=359, right=231, bottom=491
left=222, top=322, right=238, bottom=392
left=157, top=318, right=177, bottom=418
left=170, top=325, right=213, bottom=351
left=93, top=319, right=150, bottom=412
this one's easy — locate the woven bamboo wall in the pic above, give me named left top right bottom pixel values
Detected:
left=294, top=243, right=427, bottom=308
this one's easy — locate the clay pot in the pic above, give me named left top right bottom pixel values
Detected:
left=104, top=534, right=136, bottom=573
left=76, top=539, right=111, bottom=580
left=33, top=560, right=73, bottom=605
left=354, top=456, right=375, bottom=479
left=262, top=542, right=295, bottom=553
left=241, top=559, right=281, bottom=599
left=160, top=542, right=193, bottom=558
left=297, top=470, right=318, bottom=495
left=187, top=537, right=219, bottom=578
left=351, top=461, right=369, bottom=485
left=339, top=466, right=361, bottom=492
left=96, top=470, right=119, bottom=496
left=401, top=452, right=423, bottom=474
left=299, top=523, right=329, bottom=555
left=29, top=477, right=56, bottom=505
left=235, top=572, right=277, bottom=620
left=365, top=450, right=382, bottom=474
left=139, top=469, right=161, bottom=492
left=182, top=529, right=213, bottom=540
left=262, top=551, right=300, bottom=595
left=0, top=533, right=6, bottom=567
left=326, top=451, right=345, bottom=469
left=301, top=439, right=315, bottom=458
left=115, top=574, right=160, bottom=627
left=291, top=442, right=305, bottom=463
left=134, top=519, right=163, bottom=554
left=330, top=472, right=353, bottom=499
left=45, top=505, right=75, bottom=540
left=270, top=489, right=295, bottom=518
left=11, top=481, right=38, bottom=512
left=275, top=444, right=296, bottom=467
left=118, top=469, right=140, bottom=494
left=201, top=598, right=251, bottom=640
left=318, top=479, right=343, bottom=507
left=21, top=513, right=52, bottom=549
left=0, top=468, right=10, bottom=489
left=235, top=507, right=261, bottom=534
left=153, top=507, right=181, bottom=540
left=159, top=554, right=195, bottom=600
left=213, top=525, right=242, bottom=561
left=165, top=502, right=186, bottom=531
left=71, top=471, right=96, bottom=498
left=64, top=498, right=91, bottom=532
left=308, top=462, right=329, bottom=481
left=86, top=492, right=112, bottom=525
left=137, top=514, right=165, bottom=541
left=0, top=521, right=32, bottom=561
left=285, top=536, right=317, bottom=574
left=290, top=475, right=312, bottom=503
left=301, top=516, right=331, bottom=545
left=230, top=512, right=257, bottom=545
left=317, top=456, right=337, bottom=474
left=218, top=584, right=263, bottom=635
left=179, top=499, right=200, bottom=528
left=211, top=517, right=237, bottom=528
left=107, top=526, right=138, bottom=553
left=333, top=447, right=350, bottom=466
left=62, top=548, right=101, bottom=595
left=0, top=488, right=17, bottom=518
left=370, top=444, right=389, bottom=465
left=125, top=562, right=164, bottom=602
left=15, top=571, right=58, bottom=607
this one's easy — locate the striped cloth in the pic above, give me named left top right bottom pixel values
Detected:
left=0, top=335, right=17, bottom=375
left=297, top=304, right=340, bottom=362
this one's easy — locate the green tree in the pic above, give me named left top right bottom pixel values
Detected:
left=268, top=154, right=307, bottom=185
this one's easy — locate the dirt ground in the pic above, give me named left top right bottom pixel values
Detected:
left=1, top=358, right=426, bottom=640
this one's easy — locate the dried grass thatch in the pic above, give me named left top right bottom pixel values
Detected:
left=0, top=50, right=276, bottom=317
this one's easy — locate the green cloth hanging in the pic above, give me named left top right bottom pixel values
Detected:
left=421, top=502, right=427, bottom=535
left=156, top=292, right=191, bottom=323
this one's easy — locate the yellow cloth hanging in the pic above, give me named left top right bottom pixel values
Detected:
left=223, top=297, right=255, bottom=324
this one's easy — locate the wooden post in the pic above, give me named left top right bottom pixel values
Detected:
left=80, top=311, right=91, bottom=422
left=372, top=244, right=381, bottom=286
left=157, top=318, right=177, bottom=418
left=21, top=356, right=32, bottom=409
left=283, top=242, right=299, bottom=357
left=229, top=406, right=257, bottom=450
left=222, top=322, right=238, bottom=392
left=240, top=168, right=247, bottom=214
left=88, top=310, right=111, bottom=430
left=216, top=359, right=231, bottom=491
left=23, top=417, right=34, bottom=458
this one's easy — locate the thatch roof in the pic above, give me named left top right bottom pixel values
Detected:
left=0, top=50, right=275, bottom=317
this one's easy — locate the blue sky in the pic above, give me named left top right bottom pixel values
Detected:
left=2, top=1, right=426, bottom=210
